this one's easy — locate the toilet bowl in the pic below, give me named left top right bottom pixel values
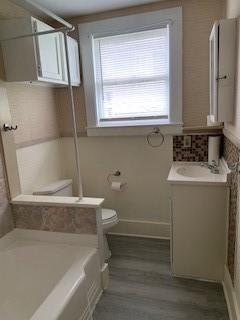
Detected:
left=101, top=208, right=118, bottom=260
left=33, top=180, right=118, bottom=260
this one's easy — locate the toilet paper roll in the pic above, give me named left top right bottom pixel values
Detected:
left=111, top=181, right=123, bottom=191
left=208, top=136, right=221, bottom=165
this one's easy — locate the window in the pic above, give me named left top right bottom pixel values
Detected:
left=79, top=8, right=182, bottom=135
left=94, top=28, right=169, bottom=122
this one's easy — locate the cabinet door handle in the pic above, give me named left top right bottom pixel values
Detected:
left=217, top=75, right=227, bottom=81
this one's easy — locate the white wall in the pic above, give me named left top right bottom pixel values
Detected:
left=16, top=139, right=64, bottom=194
left=15, top=135, right=172, bottom=238
left=61, top=136, right=173, bottom=238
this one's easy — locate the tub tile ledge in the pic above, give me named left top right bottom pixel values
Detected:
left=11, top=194, right=105, bottom=208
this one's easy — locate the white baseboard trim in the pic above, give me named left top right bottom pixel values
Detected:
left=109, top=219, right=170, bottom=239
left=222, top=265, right=240, bottom=320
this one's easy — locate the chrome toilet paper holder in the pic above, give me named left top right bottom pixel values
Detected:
left=107, top=170, right=121, bottom=184
left=107, top=170, right=127, bottom=190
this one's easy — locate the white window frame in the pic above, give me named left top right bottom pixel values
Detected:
left=78, top=7, right=182, bottom=136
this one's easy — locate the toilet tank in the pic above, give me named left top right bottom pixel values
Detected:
left=33, top=179, right=73, bottom=197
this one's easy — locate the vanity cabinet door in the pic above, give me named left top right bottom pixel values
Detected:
left=34, top=19, right=64, bottom=81
left=171, top=184, right=227, bottom=281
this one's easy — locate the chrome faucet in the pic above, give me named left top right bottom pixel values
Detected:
left=201, top=160, right=219, bottom=174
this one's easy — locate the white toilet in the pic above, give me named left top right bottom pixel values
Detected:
left=101, top=208, right=118, bottom=259
left=33, top=179, right=118, bottom=260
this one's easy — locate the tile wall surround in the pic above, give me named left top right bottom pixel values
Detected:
left=223, top=136, right=240, bottom=283
left=12, top=204, right=97, bottom=235
left=6, top=83, right=60, bottom=149
left=173, top=135, right=209, bottom=162
left=0, top=138, right=14, bottom=238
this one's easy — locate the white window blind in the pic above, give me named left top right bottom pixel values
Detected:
left=94, top=27, right=169, bottom=123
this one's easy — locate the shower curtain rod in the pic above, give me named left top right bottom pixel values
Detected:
left=0, top=0, right=83, bottom=199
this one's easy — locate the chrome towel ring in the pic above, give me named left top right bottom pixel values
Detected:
left=147, top=127, right=165, bottom=148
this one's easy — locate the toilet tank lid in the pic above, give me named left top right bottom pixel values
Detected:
left=33, top=179, right=72, bottom=195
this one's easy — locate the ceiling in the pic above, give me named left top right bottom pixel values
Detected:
left=30, top=0, right=163, bottom=18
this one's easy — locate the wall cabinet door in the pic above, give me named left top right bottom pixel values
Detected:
left=68, top=37, right=81, bottom=85
left=209, top=18, right=236, bottom=123
left=61, top=36, right=81, bottom=85
left=34, top=19, right=64, bottom=81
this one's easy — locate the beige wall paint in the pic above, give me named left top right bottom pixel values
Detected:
left=56, top=0, right=225, bottom=132
left=7, top=84, right=60, bottom=148
left=226, top=0, right=240, bottom=18
left=56, top=86, right=87, bottom=136
left=0, top=0, right=28, bottom=20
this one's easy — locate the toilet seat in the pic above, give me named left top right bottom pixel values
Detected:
left=102, top=208, right=117, bottom=221
left=101, top=209, right=118, bottom=229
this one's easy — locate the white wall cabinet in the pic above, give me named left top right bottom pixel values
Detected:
left=209, top=18, right=236, bottom=123
left=0, top=17, right=80, bottom=86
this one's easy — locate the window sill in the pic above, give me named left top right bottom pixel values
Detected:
left=87, top=122, right=183, bottom=136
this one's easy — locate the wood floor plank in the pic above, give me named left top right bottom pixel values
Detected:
left=93, top=235, right=229, bottom=320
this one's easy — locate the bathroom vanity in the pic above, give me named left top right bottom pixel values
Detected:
left=168, top=161, right=229, bottom=281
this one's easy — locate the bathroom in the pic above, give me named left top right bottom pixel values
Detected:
left=0, top=0, right=239, bottom=318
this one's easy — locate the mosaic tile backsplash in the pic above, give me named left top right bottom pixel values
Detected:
left=13, top=205, right=97, bottom=235
left=173, top=135, right=208, bottom=162
left=223, top=136, right=239, bottom=283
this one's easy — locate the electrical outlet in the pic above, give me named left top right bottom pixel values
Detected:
left=183, top=135, right=192, bottom=148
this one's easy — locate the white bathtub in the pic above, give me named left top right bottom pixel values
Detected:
left=0, top=229, right=102, bottom=320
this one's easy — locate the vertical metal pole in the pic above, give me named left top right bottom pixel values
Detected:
left=63, top=31, right=83, bottom=199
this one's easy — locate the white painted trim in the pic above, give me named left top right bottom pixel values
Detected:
left=101, top=263, right=109, bottom=290
left=172, top=272, right=220, bottom=283
left=79, top=7, right=182, bottom=135
left=108, top=232, right=170, bottom=240
left=108, top=218, right=170, bottom=239
left=222, top=265, right=240, bottom=320
left=87, top=123, right=183, bottom=136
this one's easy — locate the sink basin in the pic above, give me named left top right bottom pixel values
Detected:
left=167, top=160, right=229, bottom=185
left=176, top=165, right=211, bottom=178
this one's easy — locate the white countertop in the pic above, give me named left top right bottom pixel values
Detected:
left=12, top=194, right=105, bottom=208
left=167, top=159, right=230, bottom=186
